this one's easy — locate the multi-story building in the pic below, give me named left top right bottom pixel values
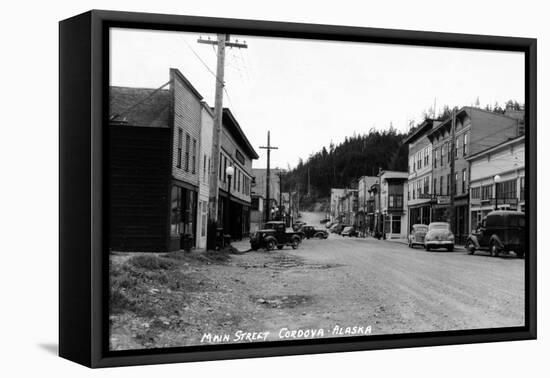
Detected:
left=427, top=107, right=522, bottom=243
left=404, top=119, right=439, bottom=228
left=357, top=176, right=379, bottom=235
left=109, top=68, right=257, bottom=251
left=330, top=188, right=346, bottom=223
left=340, top=188, right=358, bottom=226
left=217, top=109, right=258, bottom=240
left=251, top=168, right=284, bottom=222
left=379, top=170, right=408, bottom=239
left=467, top=135, right=525, bottom=230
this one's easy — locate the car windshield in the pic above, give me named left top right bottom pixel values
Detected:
left=428, top=223, right=449, bottom=231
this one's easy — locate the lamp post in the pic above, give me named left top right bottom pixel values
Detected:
left=225, top=165, right=234, bottom=239
left=494, top=174, right=501, bottom=210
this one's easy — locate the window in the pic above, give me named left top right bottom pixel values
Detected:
left=439, top=176, right=443, bottom=196
left=497, top=179, right=517, bottom=200
left=481, top=184, right=492, bottom=200
left=520, top=177, right=525, bottom=201
left=192, top=139, right=197, bottom=173
left=471, top=186, right=481, bottom=199
left=463, top=132, right=468, bottom=155
left=396, top=195, right=403, bottom=208
left=223, top=156, right=227, bottom=182
left=185, top=133, right=191, bottom=171
left=454, top=172, right=458, bottom=194
left=391, top=215, right=401, bottom=234
left=426, top=147, right=430, bottom=166
left=203, top=155, right=207, bottom=181
left=423, top=176, right=429, bottom=194
left=219, top=153, right=223, bottom=181
left=433, top=178, right=437, bottom=195
left=417, top=151, right=422, bottom=170
left=177, top=129, right=183, bottom=168
left=433, top=148, right=438, bottom=168
left=462, top=169, right=467, bottom=193
left=455, top=137, right=460, bottom=158
left=446, top=174, right=451, bottom=195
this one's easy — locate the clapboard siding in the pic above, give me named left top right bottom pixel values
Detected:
left=109, top=125, right=171, bottom=251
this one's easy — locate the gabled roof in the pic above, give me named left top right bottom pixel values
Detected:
left=221, top=108, right=259, bottom=159
left=403, top=119, right=436, bottom=145
left=109, top=86, right=171, bottom=127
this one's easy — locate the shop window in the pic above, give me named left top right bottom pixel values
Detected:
left=391, top=215, right=401, bottom=234
left=520, top=177, right=525, bottom=201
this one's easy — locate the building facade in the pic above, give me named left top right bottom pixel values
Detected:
left=467, top=135, right=525, bottom=231
left=217, top=109, right=258, bottom=240
left=427, top=107, right=522, bottom=244
left=109, top=68, right=257, bottom=251
left=379, top=170, right=408, bottom=239
left=357, top=176, right=379, bottom=236
left=404, top=120, right=439, bottom=229
left=330, top=188, right=346, bottom=223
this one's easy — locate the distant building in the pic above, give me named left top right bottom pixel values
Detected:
left=341, top=188, right=358, bottom=226
left=357, top=176, right=379, bottom=235
left=251, top=168, right=284, bottom=222
left=467, top=135, right=525, bottom=231
left=379, top=170, right=408, bottom=239
left=330, top=188, right=346, bottom=223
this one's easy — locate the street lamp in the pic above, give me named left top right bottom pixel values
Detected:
left=494, top=174, right=501, bottom=210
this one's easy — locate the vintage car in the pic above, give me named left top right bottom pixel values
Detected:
left=329, top=223, right=346, bottom=234
left=466, top=210, right=525, bottom=258
left=408, top=224, right=429, bottom=248
left=299, top=225, right=329, bottom=239
left=424, top=222, right=455, bottom=251
left=250, top=221, right=303, bottom=251
left=341, top=226, right=358, bottom=237
left=292, top=221, right=306, bottom=231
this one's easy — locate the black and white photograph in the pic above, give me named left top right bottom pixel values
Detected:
left=107, top=26, right=528, bottom=351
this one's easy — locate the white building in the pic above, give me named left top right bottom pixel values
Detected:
left=330, top=188, right=346, bottom=222
left=467, top=135, right=525, bottom=231
left=379, top=170, right=409, bottom=239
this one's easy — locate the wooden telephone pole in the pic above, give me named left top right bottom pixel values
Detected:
left=197, top=34, right=247, bottom=248
left=259, top=131, right=278, bottom=223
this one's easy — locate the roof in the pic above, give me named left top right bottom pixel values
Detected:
left=466, top=135, right=524, bottom=161
left=109, top=86, right=171, bottom=127
left=221, top=108, right=259, bottom=159
left=402, top=119, right=436, bottom=145
left=427, top=106, right=519, bottom=141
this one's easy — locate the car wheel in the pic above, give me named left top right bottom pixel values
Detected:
left=447, top=245, right=454, bottom=252
left=490, top=242, right=500, bottom=257
left=291, top=238, right=300, bottom=249
left=266, top=239, right=276, bottom=251
left=425, top=245, right=430, bottom=251
left=466, top=240, right=475, bottom=255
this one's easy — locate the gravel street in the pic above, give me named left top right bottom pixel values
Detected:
left=110, top=211, right=525, bottom=349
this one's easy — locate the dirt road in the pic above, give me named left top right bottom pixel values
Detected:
left=110, top=211, right=525, bottom=349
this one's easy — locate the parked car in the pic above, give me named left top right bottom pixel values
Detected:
left=408, top=224, right=429, bottom=248
left=466, top=210, right=525, bottom=258
left=299, top=225, right=329, bottom=239
left=325, top=221, right=334, bottom=229
left=293, top=221, right=306, bottom=231
left=424, top=222, right=454, bottom=251
left=341, top=226, right=358, bottom=237
left=329, top=223, right=345, bottom=234
left=250, top=221, right=303, bottom=251
left=320, top=218, right=330, bottom=224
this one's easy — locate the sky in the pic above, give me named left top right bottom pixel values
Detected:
left=110, top=28, right=525, bottom=170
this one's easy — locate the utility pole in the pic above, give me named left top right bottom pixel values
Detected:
left=198, top=34, right=247, bottom=249
left=259, top=131, right=278, bottom=223
left=449, top=110, right=456, bottom=235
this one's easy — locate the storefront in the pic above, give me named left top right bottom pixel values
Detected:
left=408, top=201, right=433, bottom=229
left=169, top=181, right=198, bottom=251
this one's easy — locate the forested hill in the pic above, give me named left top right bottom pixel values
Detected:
left=283, top=127, right=409, bottom=199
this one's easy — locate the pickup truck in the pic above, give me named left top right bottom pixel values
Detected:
left=250, top=221, right=303, bottom=251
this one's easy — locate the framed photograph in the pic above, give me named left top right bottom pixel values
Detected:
left=59, top=10, right=536, bottom=368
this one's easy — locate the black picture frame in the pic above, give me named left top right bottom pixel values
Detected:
left=59, top=9, right=537, bottom=368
